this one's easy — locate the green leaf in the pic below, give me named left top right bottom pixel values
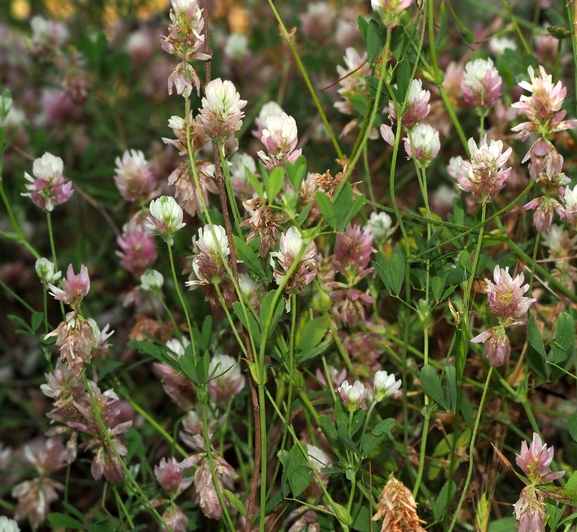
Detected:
left=315, top=190, right=338, bottom=230
left=61, top=502, right=88, bottom=523
left=395, top=60, right=411, bottom=102
left=264, top=166, right=285, bottom=202
left=568, top=413, right=577, bottom=443
left=8, top=314, right=31, bottom=331
left=286, top=155, right=307, bottom=191
left=297, top=315, right=330, bottom=356
left=432, top=480, right=457, bottom=521
left=98, top=361, right=123, bottom=380
left=357, top=15, right=369, bottom=45
left=554, top=312, right=575, bottom=351
left=232, top=301, right=261, bottom=347
left=372, top=418, right=395, bottom=436
left=233, top=235, right=266, bottom=279
left=47, top=513, right=85, bottom=528
left=431, top=276, right=444, bottom=303
left=461, top=27, right=475, bottom=44
left=245, top=165, right=265, bottom=202
left=367, top=19, right=385, bottom=64
left=340, top=194, right=366, bottom=231
left=225, top=490, right=246, bottom=517
left=420, top=364, right=448, bottom=410
left=259, top=290, right=284, bottom=340
left=319, top=414, right=338, bottom=441
left=31, top=312, right=44, bottom=333
left=434, top=1, right=448, bottom=50
left=350, top=409, right=366, bottom=437
left=527, top=316, right=547, bottom=358
left=374, top=248, right=405, bottom=296
left=445, top=365, right=458, bottom=412
left=127, top=340, right=179, bottom=371
left=286, top=445, right=312, bottom=498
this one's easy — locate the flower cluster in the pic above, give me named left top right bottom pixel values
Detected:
left=114, top=149, right=159, bottom=202
left=147, top=196, right=186, bottom=246
left=22, top=152, right=74, bottom=212
left=460, top=58, right=502, bottom=115
left=257, top=112, right=302, bottom=170
left=472, top=266, right=536, bottom=366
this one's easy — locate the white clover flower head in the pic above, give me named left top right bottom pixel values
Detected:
left=171, top=0, right=196, bottom=14
left=366, top=212, right=395, bottom=243
left=168, top=115, right=185, bottom=132
left=541, top=224, right=566, bottom=255
left=489, top=36, right=517, bottom=56
left=238, top=272, right=257, bottom=298
left=209, top=354, right=239, bottom=379
left=166, top=337, right=190, bottom=357
left=140, top=269, right=164, bottom=292
left=262, top=113, right=298, bottom=154
left=198, top=78, right=246, bottom=140
left=283, top=226, right=304, bottom=256
left=373, top=370, right=402, bottom=402
left=35, top=258, right=61, bottom=286
left=461, top=57, right=502, bottom=111
left=0, top=516, right=20, bottom=532
left=258, top=101, right=285, bottom=123
left=196, top=225, right=230, bottom=257
left=306, top=444, right=331, bottom=473
left=224, top=33, right=248, bottom=61
left=202, top=78, right=245, bottom=115
left=404, top=124, right=440, bottom=166
left=463, top=58, right=497, bottom=88
left=147, top=196, right=186, bottom=245
left=447, top=155, right=465, bottom=181
left=33, top=152, right=64, bottom=180
left=338, top=380, right=368, bottom=412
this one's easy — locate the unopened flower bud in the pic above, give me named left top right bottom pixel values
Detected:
left=140, top=269, right=164, bottom=293
left=35, top=258, right=61, bottom=288
left=147, top=196, right=186, bottom=246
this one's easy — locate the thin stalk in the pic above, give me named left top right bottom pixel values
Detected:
left=265, top=0, right=343, bottom=161
left=113, top=486, right=135, bottom=529
left=447, top=366, right=494, bottom=532
left=46, top=212, right=58, bottom=272
left=502, top=0, right=531, bottom=54
left=80, top=373, right=173, bottom=531
left=217, top=142, right=243, bottom=235
left=258, top=384, right=267, bottom=532
left=0, top=278, right=36, bottom=313
left=528, top=234, right=541, bottom=292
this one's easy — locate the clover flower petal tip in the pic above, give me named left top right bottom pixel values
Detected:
left=146, top=196, right=186, bottom=245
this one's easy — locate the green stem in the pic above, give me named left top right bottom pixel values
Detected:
left=447, top=366, right=494, bottom=532
left=0, top=278, right=36, bottom=313
left=113, top=486, right=135, bottom=529
left=503, top=0, right=531, bottom=54
left=258, top=384, right=267, bottom=532
left=217, top=142, right=243, bottom=235
left=46, top=212, right=58, bottom=272
left=265, top=0, right=343, bottom=161
left=80, top=373, right=173, bottom=531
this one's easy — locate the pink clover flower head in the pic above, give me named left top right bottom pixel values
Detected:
left=403, top=124, right=440, bottom=167
left=207, top=354, right=245, bottom=402
left=371, top=0, right=413, bottom=29
left=155, top=456, right=193, bottom=496
left=257, top=112, right=303, bottom=170
left=161, top=506, right=188, bottom=532
left=49, top=264, right=90, bottom=308
left=471, top=325, right=511, bottom=367
left=389, top=78, right=431, bottom=128
left=197, top=78, right=247, bottom=141
left=116, top=226, right=158, bottom=277
left=461, top=57, right=502, bottom=112
left=114, top=149, right=158, bottom=202
left=22, top=152, right=74, bottom=212
left=523, top=195, right=562, bottom=234
left=187, top=225, right=230, bottom=288
left=334, top=48, right=370, bottom=115
left=513, top=486, right=546, bottom=532
left=516, top=433, right=565, bottom=483
left=334, top=223, right=375, bottom=282
left=373, top=370, right=402, bottom=402
left=512, top=65, right=577, bottom=139
left=457, top=136, right=512, bottom=204
left=484, top=265, right=536, bottom=322
left=270, top=226, right=317, bottom=295
left=22, top=437, right=68, bottom=475
left=338, top=380, right=368, bottom=412
left=140, top=269, right=164, bottom=293
left=12, top=475, right=63, bottom=526
left=35, top=258, right=61, bottom=288
left=147, top=196, right=186, bottom=245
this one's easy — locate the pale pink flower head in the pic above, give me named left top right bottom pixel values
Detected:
left=146, top=196, right=186, bottom=246
left=371, top=0, right=413, bottom=29
left=252, top=101, right=284, bottom=138
left=22, top=152, right=74, bottom=212
left=186, top=225, right=230, bottom=288
left=461, top=58, right=502, bottom=113
left=114, top=149, right=158, bottom=202
left=366, top=212, right=395, bottom=244
left=338, top=380, right=368, bottom=412
left=334, top=48, right=370, bottom=115
left=513, top=486, right=546, bottom=532
left=197, top=78, right=247, bottom=141
left=471, top=325, right=511, bottom=367
left=484, top=265, right=536, bottom=322
left=457, top=136, right=512, bottom=204
left=334, top=223, right=375, bottom=282
left=523, top=195, right=562, bottom=234
left=29, top=15, right=69, bottom=57
left=516, top=433, right=565, bottom=483
left=22, top=437, right=68, bottom=475
left=270, top=226, right=317, bottom=295
left=403, top=124, right=440, bottom=167
left=511, top=65, right=577, bottom=139
left=161, top=506, right=188, bottom=532
left=116, top=225, right=158, bottom=277
left=45, top=312, right=95, bottom=373
left=154, top=456, right=193, bottom=496
left=207, top=354, right=245, bottom=403
left=12, top=475, right=63, bottom=526
left=257, top=112, right=303, bottom=170
left=48, top=264, right=90, bottom=309
left=389, top=78, right=430, bottom=128
left=373, top=370, right=402, bottom=402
